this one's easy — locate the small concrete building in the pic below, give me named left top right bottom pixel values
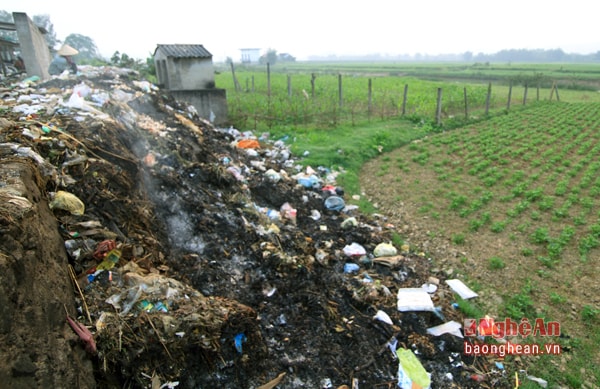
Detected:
left=154, top=44, right=227, bottom=126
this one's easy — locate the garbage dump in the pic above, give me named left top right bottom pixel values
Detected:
left=0, top=66, right=514, bottom=388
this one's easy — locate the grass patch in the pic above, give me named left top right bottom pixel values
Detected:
left=451, top=233, right=466, bottom=245
left=488, top=256, right=506, bottom=270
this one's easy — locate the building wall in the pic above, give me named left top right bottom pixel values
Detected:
left=13, top=12, right=51, bottom=80
left=153, top=48, right=227, bottom=125
left=154, top=49, right=215, bottom=91
left=170, top=89, right=228, bottom=126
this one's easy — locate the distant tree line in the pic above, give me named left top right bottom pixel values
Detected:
left=309, top=48, right=600, bottom=63
left=468, top=48, right=600, bottom=63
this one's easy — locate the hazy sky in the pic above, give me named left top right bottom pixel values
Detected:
left=5, top=0, right=599, bottom=61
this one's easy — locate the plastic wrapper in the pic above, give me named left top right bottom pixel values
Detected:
left=49, top=190, right=85, bottom=215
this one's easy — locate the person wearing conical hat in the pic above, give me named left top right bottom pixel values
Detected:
left=48, top=44, right=79, bottom=75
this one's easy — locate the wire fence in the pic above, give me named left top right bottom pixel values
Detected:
left=220, top=64, right=561, bottom=131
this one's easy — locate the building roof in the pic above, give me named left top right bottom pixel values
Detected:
left=0, top=21, right=16, bottom=31
left=0, top=19, right=47, bottom=34
left=154, top=44, right=212, bottom=58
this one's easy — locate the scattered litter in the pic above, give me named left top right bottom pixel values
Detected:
left=372, top=255, right=405, bottom=268
left=344, top=263, right=360, bottom=274
left=324, top=195, right=345, bottom=212
left=0, top=65, right=502, bottom=388
left=470, top=374, right=485, bottom=382
left=526, top=374, right=548, bottom=388
left=310, top=209, right=322, bottom=220
left=280, top=202, right=297, bottom=224
left=432, top=306, right=446, bottom=321
left=426, top=321, right=463, bottom=338
left=374, top=242, right=397, bottom=257
left=159, top=382, right=180, bottom=389
left=320, top=378, right=333, bottom=388
left=49, top=190, right=85, bottom=215
left=297, top=173, right=320, bottom=188
left=234, top=333, right=247, bottom=353
left=264, top=169, right=281, bottom=182
left=340, top=216, right=358, bottom=228
left=373, top=310, right=393, bottom=325
left=343, top=242, right=366, bottom=257
left=387, top=337, right=398, bottom=358
left=445, top=279, right=478, bottom=299
left=397, top=288, right=435, bottom=312
left=396, top=348, right=431, bottom=389
left=236, top=138, right=260, bottom=149
left=421, top=282, right=438, bottom=294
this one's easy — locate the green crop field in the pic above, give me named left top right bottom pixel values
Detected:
left=361, top=100, right=600, bottom=387
left=216, top=61, right=600, bottom=387
left=216, top=62, right=600, bottom=134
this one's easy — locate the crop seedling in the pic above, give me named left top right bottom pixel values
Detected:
left=582, top=305, right=599, bottom=322
left=549, top=292, right=567, bottom=304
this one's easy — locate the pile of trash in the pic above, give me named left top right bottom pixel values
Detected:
left=0, top=66, right=514, bottom=388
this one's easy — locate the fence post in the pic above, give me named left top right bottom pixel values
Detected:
left=463, top=87, right=468, bottom=119
left=368, top=78, right=372, bottom=117
left=506, top=82, right=512, bottom=110
left=549, top=81, right=561, bottom=101
left=287, top=74, right=292, bottom=97
left=311, top=73, right=316, bottom=98
left=523, top=83, right=528, bottom=105
left=485, top=82, right=491, bottom=115
left=252, top=75, right=255, bottom=92
left=230, top=61, right=241, bottom=92
left=436, top=87, right=442, bottom=125
left=338, top=74, right=343, bottom=108
left=267, top=63, right=271, bottom=97
left=401, top=84, right=408, bottom=116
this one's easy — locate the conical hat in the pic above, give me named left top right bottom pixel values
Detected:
left=57, top=44, right=79, bottom=56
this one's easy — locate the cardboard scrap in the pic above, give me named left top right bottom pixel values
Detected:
left=445, top=279, right=478, bottom=299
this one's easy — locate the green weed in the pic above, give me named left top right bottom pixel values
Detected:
left=489, top=256, right=506, bottom=269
